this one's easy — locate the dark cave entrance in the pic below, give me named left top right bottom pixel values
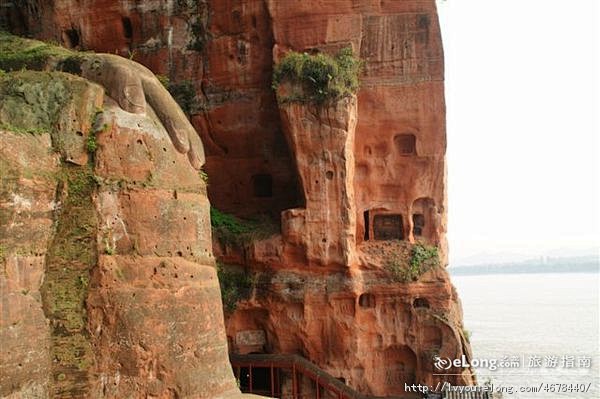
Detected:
left=236, top=366, right=280, bottom=397
left=363, top=210, right=370, bottom=241
left=359, top=293, right=376, bottom=308
left=412, top=213, right=425, bottom=237
left=252, top=174, right=273, bottom=198
left=413, top=297, right=430, bottom=309
left=122, top=17, right=133, bottom=39
left=63, top=28, right=80, bottom=48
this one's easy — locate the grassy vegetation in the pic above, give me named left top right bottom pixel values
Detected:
left=385, top=242, right=440, bottom=282
left=85, top=109, right=105, bottom=155
left=86, top=132, right=97, bottom=153
left=198, top=169, right=208, bottom=184
left=188, top=20, right=209, bottom=51
left=167, top=80, right=198, bottom=115
left=210, top=207, right=278, bottom=247
left=272, top=47, right=362, bottom=104
left=216, top=262, right=254, bottom=314
left=156, top=74, right=170, bottom=88
left=0, top=34, right=108, bottom=391
left=0, top=31, right=80, bottom=72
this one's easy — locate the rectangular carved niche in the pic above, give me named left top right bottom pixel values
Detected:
left=373, top=214, right=404, bottom=240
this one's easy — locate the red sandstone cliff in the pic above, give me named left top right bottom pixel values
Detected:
left=0, top=37, right=238, bottom=398
left=1, top=0, right=475, bottom=397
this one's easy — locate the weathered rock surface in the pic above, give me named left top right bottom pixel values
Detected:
left=227, top=265, right=471, bottom=395
left=0, top=131, right=56, bottom=398
left=279, top=96, right=357, bottom=267
left=2, top=0, right=475, bottom=396
left=224, top=1, right=470, bottom=394
left=0, top=36, right=238, bottom=398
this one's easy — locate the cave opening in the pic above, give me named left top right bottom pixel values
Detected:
left=252, top=174, right=273, bottom=198
left=373, top=214, right=404, bottom=240
left=413, top=297, right=430, bottom=309
left=363, top=210, right=370, bottom=241
left=383, top=345, right=417, bottom=392
left=359, top=293, right=376, bottom=308
left=122, top=17, right=133, bottom=39
left=394, top=133, right=416, bottom=155
left=236, top=366, right=279, bottom=396
left=63, top=28, right=80, bottom=48
left=411, top=197, right=436, bottom=241
left=412, top=213, right=425, bottom=237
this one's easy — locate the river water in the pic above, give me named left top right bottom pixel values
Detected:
left=451, top=272, right=599, bottom=398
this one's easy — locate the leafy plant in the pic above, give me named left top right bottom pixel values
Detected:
left=199, top=169, right=208, bottom=184
left=385, top=242, right=440, bottom=282
left=210, top=207, right=278, bottom=247
left=216, top=262, right=254, bottom=313
left=86, top=133, right=97, bottom=153
left=103, top=238, right=115, bottom=255
left=272, top=47, right=362, bottom=104
left=167, top=80, right=198, bottom=115
left=156, top=74, right=170, bottom=88
left=410, top=242, right=439, bottom=271
left=188, top=20, right=210, bottom=51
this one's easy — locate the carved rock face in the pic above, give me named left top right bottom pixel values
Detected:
left=279, top=96, right=358, bottom=267
left=2, top=0, right=475, bottom=395
left=0, top=48, right=237, bottom=397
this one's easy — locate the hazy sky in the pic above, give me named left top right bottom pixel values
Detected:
left=436, top=0, right=599, bottom=264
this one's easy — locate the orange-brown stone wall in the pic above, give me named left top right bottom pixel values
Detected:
left=1, top=0, right=474, bottom=395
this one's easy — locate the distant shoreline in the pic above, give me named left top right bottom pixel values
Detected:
left=449, top=259, right=598, bottom=276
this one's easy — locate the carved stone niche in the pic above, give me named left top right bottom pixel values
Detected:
left=373, top=214, right=404, bottom=240
left=358, top=293, right=376, bottom=308
left=235, top=330, right=267, bottom=354
left=393, top=133, right=416, bottom=155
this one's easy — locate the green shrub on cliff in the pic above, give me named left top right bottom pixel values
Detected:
left=210, top=207, right=278, bottom=247
left=385, top=242, right=440, bottom=282
left=272, top=47, right=362, bottom=104
left=216, top=262, right=254, bottom=313
left=167, top=80, right=197, bottom=115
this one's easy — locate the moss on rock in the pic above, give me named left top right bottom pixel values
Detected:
left=0, top=31, right=81, bottom=72
left=0, top=61, right=102, bottom=396
left=0, top=69, right=104, bottom=169
left=272, top=47, right=362, bottom=104
left=41, top=163, right=98, bottom=397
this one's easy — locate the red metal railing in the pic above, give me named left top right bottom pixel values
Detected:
left=229, top=353, right=408, bottom=399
